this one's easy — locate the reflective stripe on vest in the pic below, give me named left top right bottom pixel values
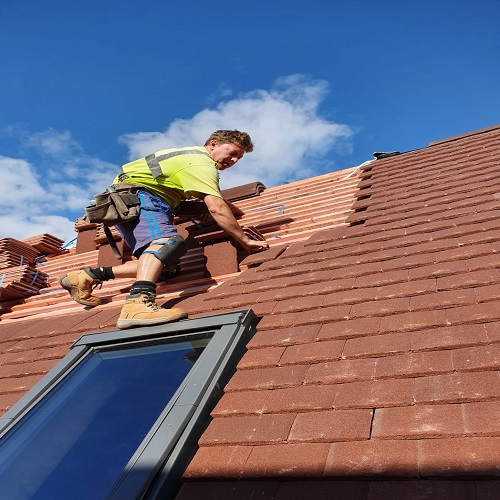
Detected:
left=145, top=149, right=211, bottom=179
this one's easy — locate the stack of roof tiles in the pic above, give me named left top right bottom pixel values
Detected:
left=0, top=238, right=49, bottom=302
left=0, top=266, right=49, bottom=302
left=0, top=238, right=39, bottom=267
left=0, top=125, right=498, bottom=499
left=22, top=234, right=65, bottom=255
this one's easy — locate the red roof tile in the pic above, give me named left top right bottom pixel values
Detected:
left=243, top=442, right=331, bottom=478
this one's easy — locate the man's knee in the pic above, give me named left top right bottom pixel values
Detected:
left=142, top=235, right=188, bottom=266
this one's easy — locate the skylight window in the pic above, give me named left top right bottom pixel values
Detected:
left=0, top=310, right=258, bottom=500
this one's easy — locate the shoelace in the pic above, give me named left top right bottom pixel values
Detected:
left=141, top=294, right=162, bottom=311
left=90, top=280, right=103, bottom=292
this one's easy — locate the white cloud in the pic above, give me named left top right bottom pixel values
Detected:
left=0, top=156, right=81, bottom=243
left=120, top=74, right=355, bottom=189
left=0, top=212, right=78, bottom=246
left=0, top=129, right=118, bottom=243
left=22, top=128, right=117, bottom=186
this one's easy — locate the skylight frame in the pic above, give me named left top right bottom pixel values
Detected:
left=0, top=309, right=258, bottom=500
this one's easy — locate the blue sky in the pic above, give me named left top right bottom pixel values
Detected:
left=1, top=0, right=498, bottom=243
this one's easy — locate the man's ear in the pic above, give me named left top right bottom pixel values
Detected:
left=206, top=139, right=218, bottom=153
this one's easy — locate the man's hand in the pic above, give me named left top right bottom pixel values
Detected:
left=242, top=239, right=269, bottom=253
left=203, top=194, right=269, bottom=253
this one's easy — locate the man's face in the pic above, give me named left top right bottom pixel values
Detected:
left=208, top=141, right=245, bottom=170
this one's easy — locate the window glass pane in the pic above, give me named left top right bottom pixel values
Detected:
left=0, top=336, right=211, bottom=500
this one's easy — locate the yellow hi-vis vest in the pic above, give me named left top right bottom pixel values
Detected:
left=113, top=146, right=222, bottom=208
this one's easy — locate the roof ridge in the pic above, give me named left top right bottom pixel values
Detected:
left=428, top=124, right=500, bottom=147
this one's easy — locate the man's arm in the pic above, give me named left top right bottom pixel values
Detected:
left=202, top=194, right=269, bottom=253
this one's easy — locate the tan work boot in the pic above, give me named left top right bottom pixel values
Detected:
left=57, top=267, right=102, bottom=307
left=117, top=293, right=188, bottom=330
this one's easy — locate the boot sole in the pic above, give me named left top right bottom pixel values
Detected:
left=117, top=312, right=188, bottom=330
left=57, top=275, right=101, bottom=307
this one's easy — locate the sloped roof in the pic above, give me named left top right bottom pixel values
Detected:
left=176, top=125, right=500, bottom=498
left=0, top=125, right=499, bottom=498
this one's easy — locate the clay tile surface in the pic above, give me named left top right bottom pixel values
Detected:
left=1, top=125, right=500, bottom=497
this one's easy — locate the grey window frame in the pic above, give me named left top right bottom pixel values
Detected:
left=0, top=309, right=258, bottom=500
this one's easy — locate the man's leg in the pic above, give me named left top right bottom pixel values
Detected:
left=116, top=235, right=188, bottom=329
left=57, top=259, right=139, bottom=307
left=115, top=191, right=189, bottom=328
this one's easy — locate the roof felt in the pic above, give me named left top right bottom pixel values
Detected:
left=0, top=125, right=499, bottom=498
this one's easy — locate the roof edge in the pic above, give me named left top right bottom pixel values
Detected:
left=429, top=124, right=500, bottom=147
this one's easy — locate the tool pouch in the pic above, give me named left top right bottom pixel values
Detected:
left=84, top=184, right=141, bottom=226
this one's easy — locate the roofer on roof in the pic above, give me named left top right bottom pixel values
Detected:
left=57, top=130, right=269, bottom=329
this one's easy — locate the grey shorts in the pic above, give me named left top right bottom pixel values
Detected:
left=116, top=190, right=178, bottom=257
